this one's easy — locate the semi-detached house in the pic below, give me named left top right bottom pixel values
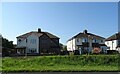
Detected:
left=67, top=30, right=107, bottom=54
left=15, top=28, right=60, bottom=55
left=105, top=32, right=120, bottom=53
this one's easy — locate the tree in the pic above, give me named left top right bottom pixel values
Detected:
left=2, top=37, right=14, bottom=49
left=2, top=37, right=15, bottom=57
left=59, top=43, right=68, bottom=55
left=59, top=43, right=63, bottom=50
left=63, top=45, right=67, bottom=51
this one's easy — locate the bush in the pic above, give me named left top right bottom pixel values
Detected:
left=107, top=50, right=119, bottom=54
left=74, top=50, right=80, bottom=55
left=92, top=48, right=101, bottom=54
left=60, top=50, right=69, bottom=55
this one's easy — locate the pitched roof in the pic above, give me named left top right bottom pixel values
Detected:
left=16, top=31, right=59, bottom=39
left=105, top=32, right=120, bottom=41
left=44, top=32, right=59, bottom=38
left=67, top=30, right=105, bottom=42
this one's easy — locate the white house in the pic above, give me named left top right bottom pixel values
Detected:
left=105, top=32, right=120, bottom=53
left=67, top=30, right=107, bottom=54
left=16, top=28, right=60, bottom=55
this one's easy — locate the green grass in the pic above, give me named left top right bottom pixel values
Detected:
left=2, top=55, right=120, bottom=72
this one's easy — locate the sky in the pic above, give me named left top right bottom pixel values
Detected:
left=1, top=2, right=118, bottom=45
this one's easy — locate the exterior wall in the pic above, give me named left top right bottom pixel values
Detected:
left=17, top=38, right=27, bottom=47
left=75, top=38, right=82, bottom=45
left=67, top=40, right=72, bottom=51
left=67, top=39, right=76, bottom=51
left=75, top=37, right=105, bottom=52
left=51, top=38, right=59, bottom=46
left=67, top=36, right=106, bottom=54
left=116, top=47, right=120, bottom=53
left=88, top=38, right=92, bottom=53
left=39, top=34, right=60, bottom=54
left=105, top=40, right=117, bottom=50
left=73, top=39, right=76, bottom=51
left=26, top=33, right=39, bottom=53
left=17, top=33, right=39, bottom=54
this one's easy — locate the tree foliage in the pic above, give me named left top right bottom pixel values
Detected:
left=2, top=37, right=14, bottom=49
left=2, top=37, right=15, bottom=57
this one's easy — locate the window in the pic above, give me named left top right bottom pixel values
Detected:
left=82, top=38, right=88, bottom=42
left=30, top=39, right=36, bottom=44
left=101, top=40, right=103, bottom=43
left=26, top=39, right=27, bottom=43
left=18, top=39, right=21, bottom=42
left=93, top=38, right=97, bottom=43
left=118, top=40, right=120, bottom=46
left=112, top=41, right=114, bottom=43
left=107, top=47, right=110, bottom=49
left=29, top=48, right=37, bottom=53
left=77, top=38, right=79, bottom=42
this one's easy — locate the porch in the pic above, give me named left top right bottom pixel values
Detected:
left=77, top=44, right=90, bottom=54
left=15, top=46, right=26, bottom=55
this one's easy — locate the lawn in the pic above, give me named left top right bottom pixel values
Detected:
left=2, top=55, right=120, bottom=72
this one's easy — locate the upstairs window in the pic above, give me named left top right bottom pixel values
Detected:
left=93, top=38, right=97, bottom=43
left=26, top=39, right=27, bottom=43
left=82, top=37, right=88, bottom=42
left=18, top=39, right=21, bottom=42
left=30, top=39, right=36, bottom=44
left=101, top=40, right=103, bottom=43
left=77, top=38, right=79, bottom=42
left=112, top=41, right=114, bottom=43
left=29, top=48, right=37, bottom=53
left=118, top=40, right=120, bottom=46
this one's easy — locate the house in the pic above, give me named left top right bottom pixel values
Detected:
left=15, top=28, right=60, bottom=55
left=67, top=30, right=107, bottom=54
left=105, top=32, right=120, bottom=53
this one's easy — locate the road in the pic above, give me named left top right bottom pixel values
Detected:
left=2, top=72, right=120, bottom=74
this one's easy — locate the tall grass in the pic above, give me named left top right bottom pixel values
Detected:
left=2, top=55, right=119, bottom=72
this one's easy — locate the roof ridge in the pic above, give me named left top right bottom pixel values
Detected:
left=16, top=31, right=59, bottom=39
left=67, top=32, right=105, bottom=42
left=105, top=32, right=120, bottom=41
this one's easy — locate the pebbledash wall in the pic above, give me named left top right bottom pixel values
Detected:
left=17, top=33, right=39, bottom=53
left=26, top=33, right=39, bottom=53
left=67, top=38, right=76, bottom=51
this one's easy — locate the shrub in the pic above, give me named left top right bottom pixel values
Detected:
left=107, top=50, right=119, bottom=54
left=74, top=50, right=80, bottom=55
left=92, top=48, right=101, bottom=54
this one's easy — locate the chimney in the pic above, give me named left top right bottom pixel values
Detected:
left=83, top=30, right=87, bottom=34
left=38, top=28, right=41, bottom=33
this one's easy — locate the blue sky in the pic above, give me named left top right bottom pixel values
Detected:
left=2, top=2, right=118, bottom=45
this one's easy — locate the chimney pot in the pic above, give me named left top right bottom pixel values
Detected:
left=38, top=28, right=41, bottom=33
left=83, top=30, right=87, bottom=34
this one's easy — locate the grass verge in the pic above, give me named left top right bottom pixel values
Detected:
left=2, top=55, right=119, bottom=72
